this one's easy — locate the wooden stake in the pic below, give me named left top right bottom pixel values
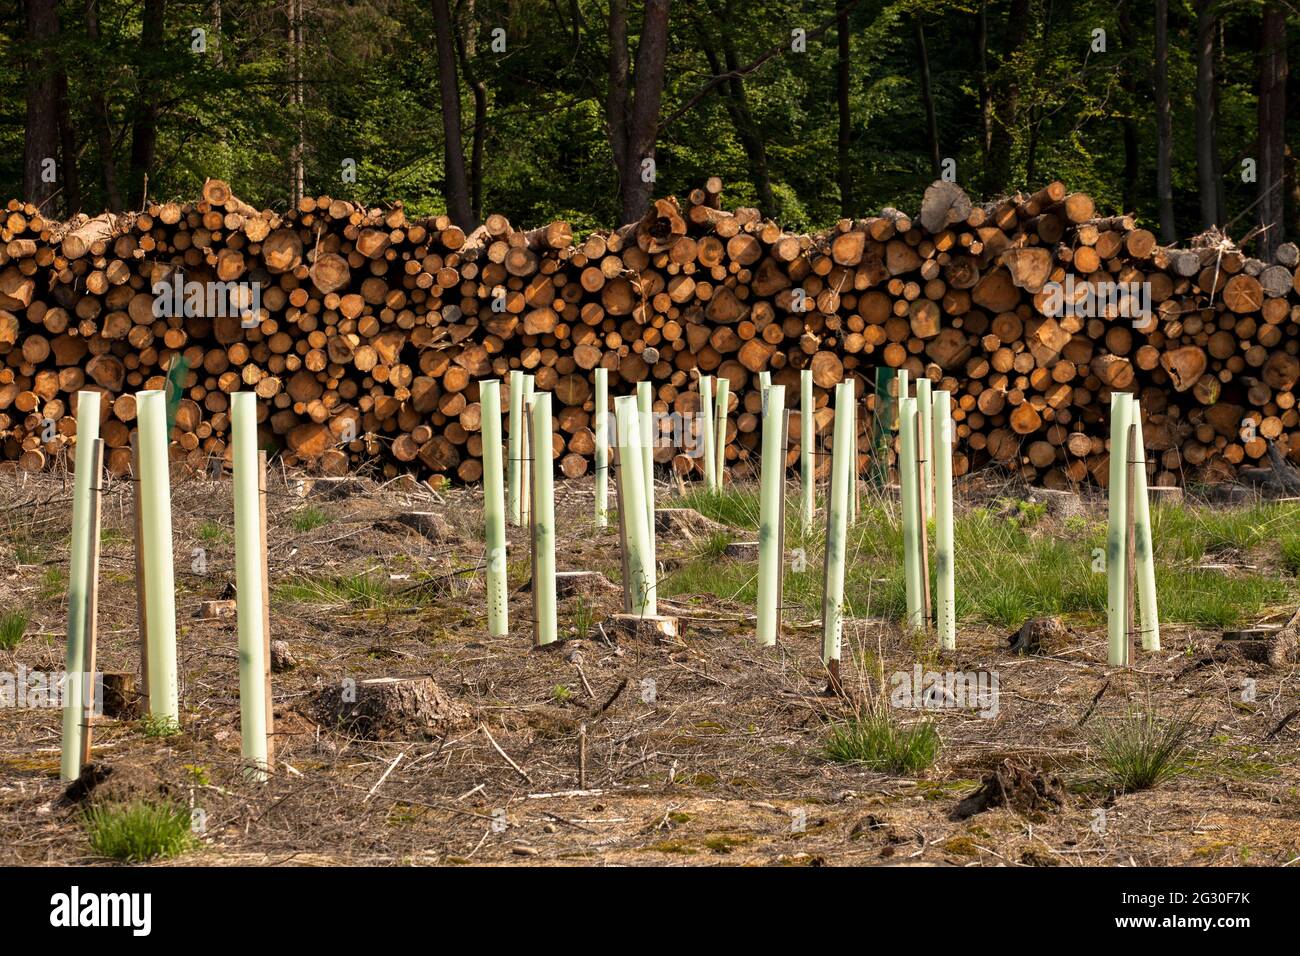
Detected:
left=79, top=439, right=104, bottom=768
left=578, top=722, right=588, bottom=789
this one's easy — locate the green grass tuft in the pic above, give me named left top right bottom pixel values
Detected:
left=674, top=488, right=762, bottom=530
left=83, top=801, right=195, bottom=862
left=196, top=521, right=229, bottom=543
left=39, top=566, right=65, bottom=602
left=824, top=709, right=940, bottom=774
left=1092, top=708, right=1198, bottom=792
left=289, top=505, right=331, bottom=532
left=0, top=611, right=27, bottom=650
left=274, top=572, right=415, bottom=611
left=139, top=713, right=182, bottom=738
left=1281, top=536, right=1300, bottom=576
left=571, top=597, right=595, bottom=640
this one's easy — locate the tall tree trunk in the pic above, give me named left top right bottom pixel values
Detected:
left=606, top=0, right=630, bottom=180
left=1195, top=0, right=1219, bottom=229
left=1215, top=17, right=1227, bottom=225
left=699, top=35, right=775, bottom=217
left=22, top=0, right=61, bottom=209
left=85, top=0, right=121, bottom=211
left=1256, top=1, right=1287, bottom=260
left=1154, top=0, right=1175, bottom=241
left=210, top=0, right=222, bottom=65
left=1118, top=0, right=1138, bottom=214
left=289, top=0, right=304, bottom=207
left=127, top=0, right=166, bottom=208
left=837, top=5, right=852, bottom=215
left=431, top=0, right=475, bottom=229
left=607, top=0, right=670, bottom=224
left=626, top=0, right=670, bottom=224
left=1024, top=0, right=1054, bottom=185
left=56, top=68, right=80, bottom=214
left=914, top=17, right=940, bottom=180
left=454, top=0, right=486, bottom=224
left=976, top=1, right=992, bottom=186
left=986, top=0, right=1028, bottom=194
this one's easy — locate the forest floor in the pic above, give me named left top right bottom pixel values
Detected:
left=1, top=466, right=1299, bottom=867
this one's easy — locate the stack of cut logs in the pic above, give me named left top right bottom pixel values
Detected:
left=3, top=177, right=1300, bottom=489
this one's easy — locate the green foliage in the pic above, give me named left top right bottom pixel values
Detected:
left=196, top=521, right=229, bottom=544
left=571, top=597, right=594, bottom=640
left=83, top=801, right=194, bottom=862
left=1091, top=708, right=1199, bottom=793
left=825, top=709, right=940, bottom=774
left=663, top=492, right=1297, bottom=630
left=675, top=487, right=761, bottom=530
left=274, top=572, right=412, bottom=611
left=0, top=611, right=26, bottom=650
left=1282, top=536, right=1300, bottom=576
left=139, top=713, right=181, bottom=738
left=2, top=0, right=1283, bottom=247
left=288, top=506, right=330, bottom=533
left=39, top=566, right=65, bottom=602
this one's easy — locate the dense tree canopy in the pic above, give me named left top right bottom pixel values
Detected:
left=2, top=1, right=1296, bottom=252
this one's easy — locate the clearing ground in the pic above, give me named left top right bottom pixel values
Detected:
left=1, top=467, right=1298, bottom=866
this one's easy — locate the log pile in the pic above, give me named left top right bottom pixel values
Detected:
left=3, top=176, right=1300, bottom=490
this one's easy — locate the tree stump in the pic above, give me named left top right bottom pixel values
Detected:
left=1008, top=616, right=1069, bottom=655
left=270, top=640, right=298, bottom=673
left=654, top=508, right=727, bottom=540
left=194, top=599, right=236, bottom=620
left=313, top=677, right=471, bottom=740
left=554, top=570, right=619, bottom=598
left=609, top=613, right=682, bottom=645
left=381, top=511, right=455, bottom=541
left=950, top=759, right=1067, bottom=820
left=99, top=672, right=141, bottom=720
left=1214, top=622, right=1298, bottom=668
left=723, top=541, right=759, bottom=561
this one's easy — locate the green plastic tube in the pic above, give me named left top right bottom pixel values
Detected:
left=846, top=377, right=858, bottom=524
left=615, top=395, right=656, bottom=615
left=530, top=392, right=557, bottom=646
left=231, top=392, right=269, bottom=779
left=899, top=396, right=925, bottom=632
left=1106, top=392, right=1134, bottom=665
left=480, top=379, right=508, bottom=637
left=699, top=375, right=715, bottom=492
left=507, top=371, right=525, bottom=525
left=822, top=382, right=853, bottom=666
left=594, top=368, right=609, bottom=527
left=636, top=381, right=654, bottom=533
left=136, top=390, right=179, bottom=721
left=932, top=390, right=956, bottom=650
left=1131, top=407, right=1160, bottom=651
left=801, top=369, right=814, bottom=525
left=714, top=378, right=730, bottom=491
left=758, top=370, right=771, bottom=392
left=756, top=384, right=786, bottom=646
left=60, top=390, right=101, bottom=781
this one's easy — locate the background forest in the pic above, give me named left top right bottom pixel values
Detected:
left=2, top=0, right=1297, bottom=259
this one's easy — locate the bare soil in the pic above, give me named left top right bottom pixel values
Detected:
left=1, top=468, right=1298, bottom=866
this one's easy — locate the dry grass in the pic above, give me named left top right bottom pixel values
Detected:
left=0, top=465, right=1298, bottom=867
